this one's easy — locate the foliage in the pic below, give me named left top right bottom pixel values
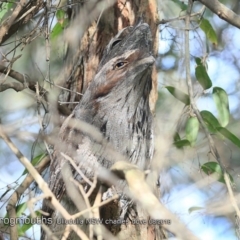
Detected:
left=0, top=0, right=240, bottom=239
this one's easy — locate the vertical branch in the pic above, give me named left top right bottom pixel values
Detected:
left=185, top=0, right=240, bottom=220
left=185, top=0, right=194, bottom=107
left=7, top=156, right=50, bottom=240
left=185, top=0, right=222, bottom=169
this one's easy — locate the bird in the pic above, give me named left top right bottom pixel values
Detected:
left=42, top=21, right=155, bottom=240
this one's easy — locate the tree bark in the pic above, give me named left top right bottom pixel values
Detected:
left=43, top=0, right=164, bottom=239
left=63, top=0, right=159, bottom=112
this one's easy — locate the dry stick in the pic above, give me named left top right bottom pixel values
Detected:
left=158, top=6, right=205, bottom=24
left=198, top=0, right=240, bottom=29
left=70, top=176, right=118, bottom=240
left=92, top=186, right=103, bottom=240
left=14, top=6, right=36, bottom=23
left=206, top=190, right=240, bottom=216
left=6, top=196, right=17, bottom=239
left=7, top=157, right=50, bottom=240
left=60, top=152, right=93, bottom=186
left=0, top=1, right=45, bottom=44
left=86, top=175, right=98, bottom=198
left=110, top=161, right=199, bottom=240
left=71, top=195, right=119, bottom=220
left=0, top=126, right=89, bottom=240
left=225, top=173, right=240, bottom=218
left=44, top=1, right=51, bottom=87
left=0, top=82, right=26, bottom=92
left=62, top=225, right=71, bottom=240
left=185, top=0, right=240, bottom=222
left=27, top=195, right=58, bottom=240
left=0, top=0, right=27, bottom=43
left=77, top=181, right=94, bottom=240
left=0, top=65, right=46, bottom=94
left=64, top=178, right=118, bottom=240
left=0, top=64, right=11, bottom=85
left=6, top=156, right=50, bottom=240
left=0, top=65, right=71, bottom=116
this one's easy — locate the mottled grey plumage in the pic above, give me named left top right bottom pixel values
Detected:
left=42, top=22, right=155, bottom=239
left=74, top=22, right=154, bottom=168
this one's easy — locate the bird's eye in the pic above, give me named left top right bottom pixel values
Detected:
left=111, top=39, right=121, bottom=48
left=114, top=61, right=128, bottom=70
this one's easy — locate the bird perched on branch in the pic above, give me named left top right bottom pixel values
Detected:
left=42, top=21, right=157, bottom=240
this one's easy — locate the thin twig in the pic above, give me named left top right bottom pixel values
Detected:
left=198, top=0, right=240, bottom=29
left=158, top=6, right=205, bottom=24
left=184, top=0, right=223, bottom=168
left=92, top=186, right=103, bottom=240
left=224, top=173, right=240, bottom=218
left=60, top=152, right=93, bottom=186
left=0, top=0, right=27, bottom=43
left=0, top=126, right=89, bottom=240
left=185, top=0, right=239, bottom=225
left=71, top=195, right=119, bottom=220
left=6, top=156, right=50, bottom=240
left=27, top=193, right=58, bottom=240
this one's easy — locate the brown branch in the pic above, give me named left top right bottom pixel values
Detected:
left=0, top=0, right=27, bottom=43
left=197, top=0, right=240, bottom=28
left=0, top=82, right=25, bottom=92
left=224, top=173, right=240, bottom=218
left=185, top=0, right=239, bottom=223
left=0, top=65, right=44, bottom=93
left=0, top=65, right=71, bottom=115
left=185, top=0, right=224, bottom=170
left=110, top=161, right=199, bottom=240
left=158, top=7, right=205, bottom=24
left=0, top=0, right=45, bottom=44
left=7, top=156, right=50, bottom=240
left=1, top=65, right=22, bottom=83
left=0, top=126, right=89, bottom=240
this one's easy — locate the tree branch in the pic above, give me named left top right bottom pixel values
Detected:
left=198, top=0, right=240, bottom=28
left=0, top=126, right=89, bottom=240
left=0, top=0, right=45, bottom=44
left=186, top=0, right=240, bottom=223
left=0, top=0, right=27, bottom=43
left=185, top=0, right=224, bottom=169
left=110, top=161, right=199, bottom=240
left=7, top=156, right=50, bottom=240
left=0, top=65, right=45, bottom=93
left=0, top=82, right=25, bottom=92
left=0, top=65, right=71, bottom=115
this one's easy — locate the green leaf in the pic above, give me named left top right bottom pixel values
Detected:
left=171, top=0, right=187, bottom=11
left=200, top=110, right=221, bottom=133
left=174, top=139, right=191, bottom=148
left=56, top=10, right=65, bottom=21
left=213, top=87, right=229, bottom=127
left=185, top=117, right=199, bottom=146
left=188, top=206, right=203, bottom=214
left=199, top=18, right=218, bottom=45
left=18, top=211, right=41, bottom=236
left=0, top=2, right=13, bottom=21
left=16, top=202, right=27, bottom=217
left=174, top=132, right=181, bottom=142
left=51, top=22, right=63, bottom=39
left=201, top=162, right=233, bottom=184
left=216, top=127, right=240, bottom=148
left=22, top=153, right=46, bottom=175
left=166, top=86, right=190, bottom=105
left=195, top=58, right=212, bottom=90
left=195, top=58, right=201, bottom=65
